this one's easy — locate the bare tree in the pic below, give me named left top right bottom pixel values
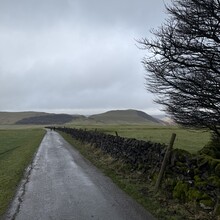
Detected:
left=139, top=0, right=220, bottom=137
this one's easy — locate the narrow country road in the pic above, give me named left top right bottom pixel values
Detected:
left=6, top=130, right=155, bottom=220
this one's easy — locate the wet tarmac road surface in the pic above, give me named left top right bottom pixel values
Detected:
left=6, top=130, right=156, bottom=220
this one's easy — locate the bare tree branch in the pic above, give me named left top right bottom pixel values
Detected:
left=139, top=0, right=220, bottom=137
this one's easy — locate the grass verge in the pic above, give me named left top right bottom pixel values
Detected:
left=59, top=131, right=196, bottom=220
left=0, top=129, right=46, bottom=217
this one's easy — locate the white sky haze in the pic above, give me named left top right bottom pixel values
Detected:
left=0, top=0, right=171, bottom=115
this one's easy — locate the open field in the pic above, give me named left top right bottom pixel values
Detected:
left=0, top=129, right=45, bottom=217
left=2, top=123, right=210, bottom=154
left=67, top=124, right=211, bottom=153
left=0, top=125, right=45, bottom=130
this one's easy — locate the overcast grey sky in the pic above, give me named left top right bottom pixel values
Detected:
left=0, top=0, right=171, bottom=115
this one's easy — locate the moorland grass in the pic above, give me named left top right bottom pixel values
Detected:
left=67, top=124, right=210, bottom=153
left=0, top=129, right=45, bottom=217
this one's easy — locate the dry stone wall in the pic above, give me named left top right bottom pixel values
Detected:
left=53, top=127, right=166, bottom=172
left=52, top=127, right=220, bottom=214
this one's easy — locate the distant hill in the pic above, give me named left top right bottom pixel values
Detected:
left=0, top=109, right=164, bottom=125
left=88, top=109, right=162, bottom=124
left=15, top=114, right=75, bottom=125
left=0, top=111, right=84, bottom=125
left=152, top=114, right=176, bottom=125
left=0, top=111, right=49, bottom=125
left=161, top=116, right=176, bottom=125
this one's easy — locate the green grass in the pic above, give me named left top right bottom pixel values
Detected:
left=67, top=124, right=210, bottom=154
left=0, top=129, right=45, bottom=217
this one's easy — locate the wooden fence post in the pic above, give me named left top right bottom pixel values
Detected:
left=155, top=133, right=176, bottom=191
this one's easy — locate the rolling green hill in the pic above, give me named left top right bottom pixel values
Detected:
left=0, top=109, right=163, bottom=125
left=88, top=109, right=162, bottom=124
left=15, top=114, right=75, bottom=125
left=0, top=112, right=84, bottom=125
left=0, top=112, right=49, bottom=125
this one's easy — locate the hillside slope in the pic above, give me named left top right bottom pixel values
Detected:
left=0, top=112, right=49, bottom=125
left=0, top=110, right=163, bottom=125
left=88, top=109, right=162, bottom=124
left=15, top=114, right=75, bottom=125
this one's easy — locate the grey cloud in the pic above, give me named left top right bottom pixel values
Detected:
left=0, top=0, right=169, bottom=32
left=0, top=0, right=170, bottom=114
